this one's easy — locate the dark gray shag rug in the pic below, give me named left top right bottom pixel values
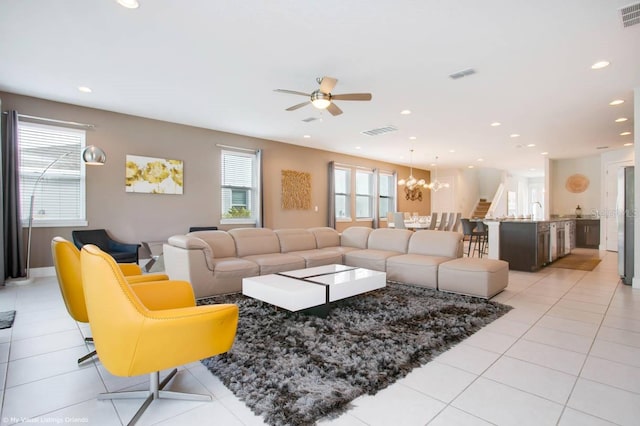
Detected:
left=0, top=310, right=16, bottom=329
left=199, top=283, right=512, bottom=426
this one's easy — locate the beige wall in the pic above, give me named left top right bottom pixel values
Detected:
left=1, top=92, right=430, bottom=267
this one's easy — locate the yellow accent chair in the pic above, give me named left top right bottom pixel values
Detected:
left=51, top=237, right=172, bottom=364
left=80, top=244, right=239, bottom=425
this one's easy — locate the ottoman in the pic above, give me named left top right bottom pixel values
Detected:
left=438, top=258, right=508, bottom=298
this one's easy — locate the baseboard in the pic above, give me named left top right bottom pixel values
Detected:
left=31, top=267, right=56, bottom=277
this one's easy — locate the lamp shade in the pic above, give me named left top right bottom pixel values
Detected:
left=82, top=145, right=107, bottom=165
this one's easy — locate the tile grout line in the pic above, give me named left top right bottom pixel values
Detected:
left=553, top=253, right=620, bottom=425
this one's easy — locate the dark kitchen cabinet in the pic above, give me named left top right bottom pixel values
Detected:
left=576, top=219, right=600, bottom=249
left=499, top=221, right=550, bottom=272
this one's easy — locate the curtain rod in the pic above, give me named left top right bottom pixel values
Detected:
left=215, top=143, right=258, bottom=153
left=2, top=112, right=95, bottom=129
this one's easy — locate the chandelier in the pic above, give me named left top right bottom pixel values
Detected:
left=426, top=156, right=450, bottom=192
left=398, top=149, right=427, bottom=201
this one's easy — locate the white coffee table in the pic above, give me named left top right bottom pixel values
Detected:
left=242, top=264, right=386, bottom=316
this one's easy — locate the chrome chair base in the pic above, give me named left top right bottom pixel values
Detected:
left=98, top=369, right=212, bottom=425
left=78, top=337, right=97, bottom=364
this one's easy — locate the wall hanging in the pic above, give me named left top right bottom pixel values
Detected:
left=565, top=173, right=589, bottom=193
left=125, top=154, right=183, bottom=194
left=281, top=169, right=311, bottom=209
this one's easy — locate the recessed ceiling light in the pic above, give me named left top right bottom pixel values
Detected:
left=510, top=134, right=520, bottom=138
left=624, top=143, right=634, bottom=146
left=449, top=149, right=455, bottom=153
left=477, top=158, right=484, bottom=162
left=400, top=110, right=412, bottom=115
left=430, top=163, right=436, bottom=167
left=303, top=135, right=311, bottom=138
left=620, top=132, right=632, bottom=136
left=117, top=0, right=139, bottom=8
left=527, top=143, right=536, bottom=147
left=355, top=146, right=361, bottom=150
left=609, top=99, right=625, bottom=106
left=409, top=136, right=417, bottom=140
left=490, top=122, right=501, bottom=127
left=468, top=165, right=475, bottom=169
left=78, top=86, right=92, bottom=93
left=615, top=117, right=628, bottom=123
left=529, top=168, right=536, bottom=171
left=591, top=61, right=610, bottom=69
left=541, top=152, right=548, bottom=155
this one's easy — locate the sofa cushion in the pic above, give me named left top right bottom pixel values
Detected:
left=344, top=249, right=400, bottom=272
left=438, top=258, right=508, bottom=299
left=289, top=249, right=343, bottom=268
left=228, top=228, right=281, bottom=257
left=408, top=230, right=463, bottom=258
left=275, top=228, right=317, bottom=252
left=386, top=254, right=453, bottom=289
left=188, top=230, right=237, bottom=258
left=308, top=227, right=341, bottom=249
left=367, top=228, right=412, bottom=253
left=206, top=257, right=260, bottom=296
left=242, top=253, right=306, bottom=275
left=340, top=226, right=373, bottom=249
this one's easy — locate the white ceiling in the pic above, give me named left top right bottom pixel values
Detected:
left=1, top=0, right=638, bottom=176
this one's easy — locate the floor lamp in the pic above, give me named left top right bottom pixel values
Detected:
left=23, top=145, right=107, bottom=282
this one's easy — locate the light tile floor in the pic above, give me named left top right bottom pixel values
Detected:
left=1, top=249, right=640, bottom=425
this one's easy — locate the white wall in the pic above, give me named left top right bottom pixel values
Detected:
left=434, top=168, right=480, bottom=217
left=478, top=168, right=502, bottom=200
left=550, top=155, right=601, bottom=217
left=634, top=87, right=639, bottom=289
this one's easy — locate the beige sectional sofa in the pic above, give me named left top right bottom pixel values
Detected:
left=163, top=226, right=467, bottom=299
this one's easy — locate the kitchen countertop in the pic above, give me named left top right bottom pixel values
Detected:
left=486, top=218, right=578, bottom=223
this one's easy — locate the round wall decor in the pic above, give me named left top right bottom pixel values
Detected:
left=565, top=174, right=590, bottom=193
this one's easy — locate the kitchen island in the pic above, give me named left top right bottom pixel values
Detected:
left=486, top=218, right=577, bottom=272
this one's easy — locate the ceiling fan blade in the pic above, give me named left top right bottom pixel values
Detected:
left=331, top=93, right=372, bottom=101
left=274, top=89, right=310, bottom=97
left=286, top=101, right=310, bottom=111
left=327, top=102, right=343, bottom=116
left=319, top=77, right=338, bottom=93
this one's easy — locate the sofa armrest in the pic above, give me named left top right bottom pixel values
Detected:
left=167, top=235, right=210, bottom=251
left=164, top=235, right=217, bottom=287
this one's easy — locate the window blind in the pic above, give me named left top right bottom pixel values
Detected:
left=18, top=122, right=86, bottom=225
left=220, top=149, right=260, bottom=224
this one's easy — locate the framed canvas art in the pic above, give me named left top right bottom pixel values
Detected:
left=125, top=155, right=183, bottom=194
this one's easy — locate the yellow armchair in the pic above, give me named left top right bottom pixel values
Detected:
left=51, top=237, right=179, bottom=364
left=80, top=244, right=238, bottom=425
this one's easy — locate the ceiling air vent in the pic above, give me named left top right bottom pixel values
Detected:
left=621, top=3, right=640, bottom=27
left=302, top=117, right=319, bottom=122
left=449, top=68, right=477, bottom=80
left=360, top=125, right=398, bottom=136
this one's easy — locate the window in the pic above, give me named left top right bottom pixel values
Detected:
left=355, top=170, right=373, bottom=219
left=221, top=149, right=261, bottom=224
left=18, top=121, right=87, bottom=227
left=379, top=172, right=396, bottom=219
left=334, top=167, right=351, bottom=220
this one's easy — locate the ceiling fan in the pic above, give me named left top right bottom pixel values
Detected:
left=274, top=76, right=372, bottom=116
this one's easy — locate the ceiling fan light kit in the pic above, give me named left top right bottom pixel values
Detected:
left=310, top=91, right=331, bottom=109
left=275, top=76, right=372, bottom=116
